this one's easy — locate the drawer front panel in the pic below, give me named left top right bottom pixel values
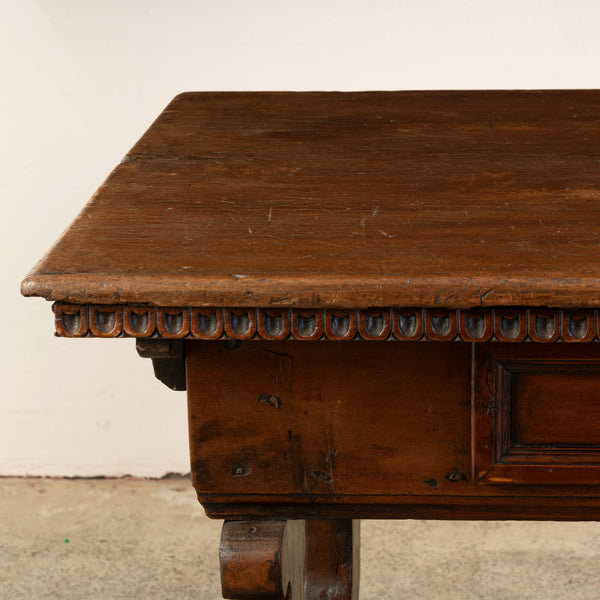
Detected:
left=473, top=344, right=600, bottom=484
left=512, top=371, right=600, bottom=446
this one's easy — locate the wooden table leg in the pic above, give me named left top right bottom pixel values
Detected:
left=220, top=519, right=359, bottom=600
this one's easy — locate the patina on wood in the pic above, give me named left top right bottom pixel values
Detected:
left=20, top=91, right=600, bottom=599
left=21, top=90, right=600, bottom=309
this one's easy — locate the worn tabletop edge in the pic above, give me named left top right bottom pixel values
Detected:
left=20, top=272, right=600, bottom=310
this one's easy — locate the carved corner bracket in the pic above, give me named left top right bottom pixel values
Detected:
left=136, top=339, right=186, bottom=391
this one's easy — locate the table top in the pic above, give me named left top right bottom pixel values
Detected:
left=22, top=90, right=600, bottom=309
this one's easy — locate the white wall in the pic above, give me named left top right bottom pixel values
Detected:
left=2, top=0, right=600, bottom=476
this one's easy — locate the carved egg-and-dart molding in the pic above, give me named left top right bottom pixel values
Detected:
left=53, top=304, right=599, bottom=343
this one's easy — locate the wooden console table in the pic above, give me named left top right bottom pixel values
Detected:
left=22, top=91, right=600, bottom=598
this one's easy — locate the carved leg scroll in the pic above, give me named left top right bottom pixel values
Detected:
left=304, top=520, right=359, bottom=600
left=220, top=520, right=359, bottom=600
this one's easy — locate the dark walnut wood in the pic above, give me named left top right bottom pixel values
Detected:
left=22, top=90, right=600, bottom=309
left=20, top=91, right=600, bottom=599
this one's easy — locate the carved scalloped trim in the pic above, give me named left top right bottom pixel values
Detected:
left=52, top=304, right=600, bottom=342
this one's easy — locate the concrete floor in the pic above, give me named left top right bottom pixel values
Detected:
left=2, top=478, right=600, bottom=599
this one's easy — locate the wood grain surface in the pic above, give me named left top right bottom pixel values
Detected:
left=22, top=90, right=600, bottom=309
